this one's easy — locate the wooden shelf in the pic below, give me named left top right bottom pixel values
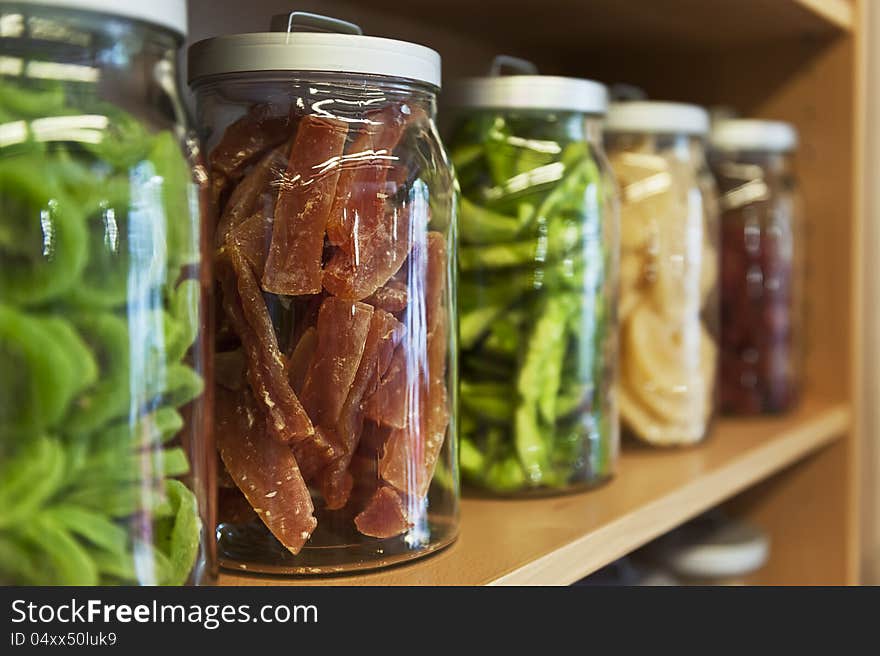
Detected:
left=219, top=398, right=850, bottom=586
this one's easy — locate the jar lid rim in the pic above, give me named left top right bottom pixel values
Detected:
left=0, top=0, right=187, bottom=36
left=187, top=32, right=441, bottom=88
left=710, top=118, right=798, bottom=152
left=605, top=101, right=710, bottom=136
left=446, top=75, right=608, bottom=114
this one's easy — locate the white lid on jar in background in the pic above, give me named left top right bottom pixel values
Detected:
left=710, top=118, right=798, bottom=153
left=187, top=12, right=441, bottom=88
left=662, top=519, right=770, bottom=580
left=605, top=101, right=710, bottom=136
left=447, top=55, right=608, bottom=115
left=0, top=0, right=187, bottom=36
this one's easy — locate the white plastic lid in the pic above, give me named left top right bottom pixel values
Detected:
left=711, top=118, right=798, bottom=153
left=449, top=76, right=608, bottom=114
left=187, top=12, right=441, bottom=88
left=663, top=519, right=770, bottom=579
left=0, top=0, right=187, bottom=36
left=605, top=101, right=710, bottom=136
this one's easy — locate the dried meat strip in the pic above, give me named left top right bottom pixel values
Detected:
left=216, top=386, right=317, bottom=555
left=262, top=116, right=349, bottom=295
left=323, top=309, right=405, bottom=509
left=300, top=297, right=374, bottom=428
left=209, top=104, right=294, bottom=180
left=216, top=145, right=288, bottom=246
left=292, top=426, right=338, bottom=483
left=326, top=104, right=409, bottom=248
left=226, top=213, right=271, bottom=276
left=287, top=326, right=316, bottom=394
left=353, top=485, right=410, bottom=539
left=364, top=279, right=408, bottom=313
left=218, top=245, right=314, bottom=442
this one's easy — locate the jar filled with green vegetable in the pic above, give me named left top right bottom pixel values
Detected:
left=448, top=58, right=619, bottom=495
left=0, top=0, right=210, bottom=584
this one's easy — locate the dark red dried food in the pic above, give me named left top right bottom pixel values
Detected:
left=215, top=386, right=317, bottom=555
left=425, top=232, right=447, bottom=334
left=323, top=199, right=415, bottom=300
left=326, top=104, right=409, bottom=248
left=216, top=145, right=288, bottom=246
left=262, top=116, right=349, bottom=295
left=287, top=326, right=316, bottom=394
left=218, top=487, right=259, bottom=524
left=292, top=426, right=338, bottom=484
left=219, top=245, right=314, bottom=442
left=209, top=104, right=294, bottom=180
left=364, top=280, right=409, bottom=313
left=300, top=297, right=374, bottom=427
left=363, top=346, right=409, bottom=429
left=353, top=486, right=410, bottom=539
left=323, top=309, right=405, bottom=509
left=226, top=213, right=271, bottom=276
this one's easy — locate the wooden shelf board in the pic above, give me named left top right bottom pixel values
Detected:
left=219, top=398, right=850, bottom=586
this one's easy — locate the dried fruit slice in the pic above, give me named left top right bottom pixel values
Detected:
left=326, top=104, right=409, bottom=248
left=323, top=309, right=405, bottom=509
left=209, top=104, right=294, bottom=180
left=364, top=280, right=408, bottom=313
left=218, top=245, right=313, bottom=442
left=262, top=116, right=349, bottom=295
left=215, top=387, right=316, bottom=555
left=363, top=346, right=409, bottom=429
left=322, top=186, right=417, bottom=300
left=216, top=145, right=287, bottom=246
left=354, top=486, right=410, bottom=539
left=300, top=297, right=374, bottom=427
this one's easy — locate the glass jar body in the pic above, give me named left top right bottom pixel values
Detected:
left=449, top=110, right=619, bottom=495
left=606, top=132, right=720, bottom=446
left=0, top=5, right=210, bottom=585
left=191, top=74, right=459, bottom=574
left=711, top=150, right=803, bottom=414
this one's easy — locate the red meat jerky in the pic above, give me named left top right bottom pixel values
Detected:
left=354, top=486, right=411, bottom=539
left=216, top=145, right=287, bottom=246
left=262, top=116, right=349, bottom=295
left=364, top=279, right=408, bottom=313
left=219, top=244, right=314, bottom=442
left=300, top=297, right=374, bottom=427
left=209, top=104, right=294, bottom=180
left=215, top=387, right=317, bottom=555
left=326, top=104, right=409, bottom=248
left=292, top=426, right=338, bottom=484
left=322, top=309, right=405, bottom=509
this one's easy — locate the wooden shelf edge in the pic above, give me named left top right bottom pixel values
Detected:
left=490, top=403, right=851, bottom=585
left=796, top=0, right=855, bottom=31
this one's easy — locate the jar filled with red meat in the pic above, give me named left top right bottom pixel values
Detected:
left=188, top=12, right=458, bottom=574
left=709, top=119, right=803, bottom=415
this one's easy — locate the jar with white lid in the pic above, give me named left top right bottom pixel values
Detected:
left=0, top=0, right=209, bottom=585
left=188, top=12, right=458, bottom=574
left=605, top=101, right=720, bottom=446
left=710, top=119, right=803, bottom=415
left=447, top=57, right=619, bottom=495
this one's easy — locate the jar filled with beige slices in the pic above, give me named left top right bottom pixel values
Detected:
left=605, top=102, right=720, bottom=446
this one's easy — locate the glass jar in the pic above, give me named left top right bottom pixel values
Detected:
left=188, top=13, right=458, bottom=574
left=447, top=58, right=619, bottom=495
left=0, top=1, right=210, bottom=584
left=709, top=120, right=803, bottom=414
left=605, top=102, right=720, bottom=446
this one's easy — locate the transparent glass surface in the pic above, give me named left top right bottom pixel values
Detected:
left=448, top=110, right=619, bottom=495
left=0, top=5, right=210, bottom=584
left=192, top=74, right=458, bottom=574
left=606, top=132, right=720, bottom=446
left=711, top=150, right=803, bottom=414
